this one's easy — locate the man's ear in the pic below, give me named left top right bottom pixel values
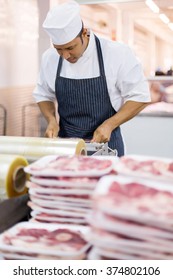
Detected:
left=82, top=28, right=88, bottom=37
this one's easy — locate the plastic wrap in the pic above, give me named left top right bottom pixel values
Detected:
left=0, top=136, right=86, bottom=161
left=0, top=154, right=29, bottom=199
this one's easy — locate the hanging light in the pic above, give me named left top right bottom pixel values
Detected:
left=145, top=0, right=160, bottom=13
left=168, top=22, right=173, bottom=31
left=159, top=13, right=170, bottom=24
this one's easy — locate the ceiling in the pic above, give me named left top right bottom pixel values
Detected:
left=116, top=0, right=173, bottom=22
left=76, top=0, right=173, bottom=44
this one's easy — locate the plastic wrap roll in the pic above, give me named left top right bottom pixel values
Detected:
left=0, top=136, right=86, bottom=162
left=0, top=155, right=29, bottom=199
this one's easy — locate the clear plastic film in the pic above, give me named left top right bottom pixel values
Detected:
left=0, top=136, right=86, bottom=162
left=0, top=154, right=29, bottom=199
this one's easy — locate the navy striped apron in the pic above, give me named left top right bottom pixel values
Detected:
left=55, top=36, right=124, bottom=156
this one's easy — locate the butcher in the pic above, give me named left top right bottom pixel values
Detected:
left=33, top=1, right=151, bottom=156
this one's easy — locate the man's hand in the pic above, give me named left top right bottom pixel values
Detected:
left=91, top=120, right=113, bottom=143
left=44, top=119, right=59, bottom=138
left=37, top=101, right=59, bottom=138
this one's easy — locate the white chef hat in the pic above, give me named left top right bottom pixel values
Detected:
left=42, top=1, right=82, bottom=45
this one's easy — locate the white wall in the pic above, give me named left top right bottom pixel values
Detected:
left=121, top=115, right=173, bottom=158
left=0, top=0, right=39, bottom=88
left=0, top=0, right=40, bottom=136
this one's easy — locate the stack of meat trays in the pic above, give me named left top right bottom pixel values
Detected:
left=0, top=222, right=91, bottom=260
left=88, top=175, right=173, bottom=260
left=24, top=155, right=117, bottom=225
left=114, top=154, right=173, bottom=183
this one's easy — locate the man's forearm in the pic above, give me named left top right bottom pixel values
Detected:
left=37, top=101, right=59, bottom=137
left=91, top=100, right=150, bottom=143
left=106, top=100, right=150, bottom=130
left=37, top=101, right=56, bottom=123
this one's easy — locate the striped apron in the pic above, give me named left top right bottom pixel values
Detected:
left=55, top=36, right=124, bottom=156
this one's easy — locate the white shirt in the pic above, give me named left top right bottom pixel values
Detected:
left=33, top=30, right=151, bottom=111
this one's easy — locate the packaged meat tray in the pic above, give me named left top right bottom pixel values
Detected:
left=88, top=227, right=173, bottom=254
left=27, top=181, right=93, bottom=195
left=24, top=155, right=117, bottom=177
left=31, top=211, right=86, bottom=224
left=30, top=193, right=92, bottom=206
left=88, top=212, right=173, bottom=241
left=95, top=247, right=173, bottom=260
left=0, top=222, right=90, bottom=259
left=30, top=197, right=90, bottom=209
left=29, top=189, right=91, bottom=203
left=2, top=251, right=84, bottom=260
left=30, top=192, right=91, bottom=202
left=28, top=201, right=88, bottom=218
left=31, top=176, right=98, bottom=188
left=29, top=202, right=90, bottom=214
left=93, top=175, right=173, bottom=229
left=94, top=247, right=145, bottom=260
left=114, top=154, right=173, bottom=182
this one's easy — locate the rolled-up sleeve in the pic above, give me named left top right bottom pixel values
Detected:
left=116, top=46, right=151, bottom=103
left=33, top=51, right=56, bottom=103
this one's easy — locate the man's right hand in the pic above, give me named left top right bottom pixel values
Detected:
left=44, top=119, right=59, bottom=138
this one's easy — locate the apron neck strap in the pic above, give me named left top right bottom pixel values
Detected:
left=94, top=35, right=105, bottom=77
left=56, top=56, right=63, bottom=77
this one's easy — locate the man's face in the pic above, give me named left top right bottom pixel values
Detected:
left=53, top=30, right=88, bottom=63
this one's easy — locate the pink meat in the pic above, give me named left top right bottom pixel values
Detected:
left=95, top=180, right=173, bottom=219
left=168, top=163, right=173, bottom=172
left=31, top=156, right=112, bottom=172
left=121, top=157, right=170, bottom=176
left=109, top=182, right=158, bottom=198
left=3, top=228, right=87, bottom=250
